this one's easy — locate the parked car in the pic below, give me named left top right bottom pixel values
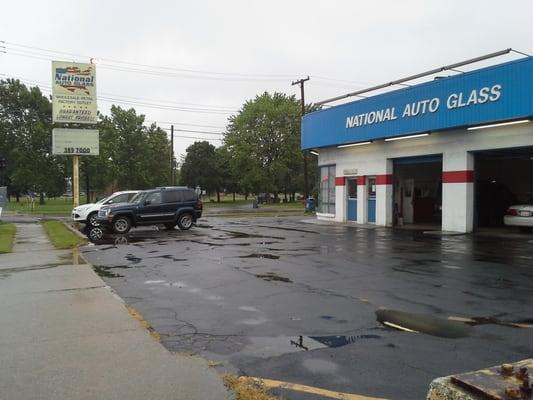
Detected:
left=504, top=199, right=533, bottom=230
left=72, top=190, right=140, bottom=227
left=96, top=186, right=202, bottom=234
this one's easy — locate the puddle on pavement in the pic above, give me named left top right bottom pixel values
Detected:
left=239, top=333, right=381, bottom=357
left=308, top=334, right=381, bottom=348
left=255, top=272, right=292, bottom=283
left=58, top=248, right=87, bottom=265
left=376, top=309, right=473, bottom=338
left=255, top=225, right=319, bottom=234
left=84, top=228, right=147, bottom=246
left=212, top=229, right=285, bottom=240
left=240, top=253, right=280, bottom=260
left=146, top=254, right=188, bottom=262
left=93, top=265, right=132, bottom=278
left=0, top=264, right=63, bottom=278
left=187, top=239, right=225, bottom=247
left=125, top=254, right=142, bottom=263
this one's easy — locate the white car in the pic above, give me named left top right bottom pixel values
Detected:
left=72, top=190, right=139, bottom=227
left=504, top=202, right=533, bottom=230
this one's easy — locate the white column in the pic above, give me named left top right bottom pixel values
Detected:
left=376, top=160, right=393, bottom=227
left=335, top=182, right=346, bottom=222
left=357, top=177, right=367, bottom=224
left=442, top=151, right=474, bottom=233
left=376, top=183, right=393, bottom=226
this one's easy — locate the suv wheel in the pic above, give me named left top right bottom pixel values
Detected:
left=177, top=213, right=193, bottom=230
left=113, top=216, right=131, bottom=234
left=87, top=227, right=104, bottom=242
left=87, top=212, right=99, bottom=227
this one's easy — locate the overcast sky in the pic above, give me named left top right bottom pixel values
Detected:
left=1, top=0, right=533, bottom=158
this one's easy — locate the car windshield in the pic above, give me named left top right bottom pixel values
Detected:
left=96, top=196, right=110, bottom=204
left=130, top=192, right=147, bottom=203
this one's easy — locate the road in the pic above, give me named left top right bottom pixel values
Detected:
left=81, top=216, right=533, bottom=399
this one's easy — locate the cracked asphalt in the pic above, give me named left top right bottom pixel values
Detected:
left=81, top=216, right=533, bottom=400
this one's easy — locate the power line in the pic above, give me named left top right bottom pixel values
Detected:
left=158, top=127, right=223, bottom=135
left=164, top=132, right=222, bottom=141
left=2, top=75, right=238, bottom=115
left=3, top=40, right=382, bottom=86
left=3, top=45, right=293, bottom=82
left=1, top=74, right=238, bottom=111
left=4, top=40, right=297, bottom=79
left=145, top=119, right=224, bottom=129
left=97, top=97, right=234, bottom=114
left=310, top=75, right=372, bottom=87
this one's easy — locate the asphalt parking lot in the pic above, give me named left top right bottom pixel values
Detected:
left=81, top=217, right=533, bottom=400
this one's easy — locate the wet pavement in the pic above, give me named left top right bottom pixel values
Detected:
left=81, top=217, right=533, bottom=400
left=0, top=219, right=231, bottom=400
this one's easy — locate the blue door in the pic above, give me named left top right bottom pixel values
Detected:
left=367, top=177, right=376, bottom=223
left=347, top=178, right=357, bottom=221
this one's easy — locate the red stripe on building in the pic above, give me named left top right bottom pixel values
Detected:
left=442, top=170, right=474, bottom=183
left=376, top=174, right=393, bottom=185
left=357, top=176, right=366, bottom=185
left=335, top=177, right=345, bottom=186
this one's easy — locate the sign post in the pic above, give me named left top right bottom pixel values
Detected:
left=73, top=156, right=79, bottom=207
left=51, top=61, right=98, bottom=208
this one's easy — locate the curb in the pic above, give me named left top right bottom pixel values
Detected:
left=61, top=220, right=88, bottom=240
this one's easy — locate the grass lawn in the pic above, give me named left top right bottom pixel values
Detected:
left=0, top=222, right=16, bottom=253
left=42, top=220, right=86, bottom=249
left=203, top=198, right=304, bottom=209
left=7, top=197, right=87, bottom=215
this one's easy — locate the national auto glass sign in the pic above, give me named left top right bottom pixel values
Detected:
left=52, top=61, right=97, bottom=124
left=301, top=57, right=533, bottom=150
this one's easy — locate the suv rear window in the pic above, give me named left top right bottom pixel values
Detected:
left=162, top=188, right=197, bottom=203
left=163, top=190, right=182, bottom=203
left=182, top=189, right=198, bottom=202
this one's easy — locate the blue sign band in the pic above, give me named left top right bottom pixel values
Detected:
left=302, top=57, right=533, bottom=150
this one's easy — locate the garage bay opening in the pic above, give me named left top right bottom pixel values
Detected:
left=474, top=147, right=533, bottom=230
left=393, top=155, right=443, bottom=229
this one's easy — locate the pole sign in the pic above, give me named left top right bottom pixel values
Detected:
left=52, top=61, right=97, bottom=124
left=52, top=128, right=99, bottom=156
left=0, top=186, right=6, bottom=218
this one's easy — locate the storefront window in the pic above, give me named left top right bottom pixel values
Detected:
left=319, top=165, right=336, bottom=214
left=347, top=179, right=357, bottom=199
left=368, top=177, right=376, bottom=197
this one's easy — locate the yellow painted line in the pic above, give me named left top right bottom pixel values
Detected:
left=382, top=321, right=418, bottom=333
left=447, top=316, right=472, bottom=323
left=448, top=316, right=533, bottom=329
left=241, top=377, right=387, bottom=400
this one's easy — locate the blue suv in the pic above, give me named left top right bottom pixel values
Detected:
left=96, top=187, right=202, bottom=234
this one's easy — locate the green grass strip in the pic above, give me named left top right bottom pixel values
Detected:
left=0, top=222, right=16, bottom=253
left=42, top=220, right=86, bottom=249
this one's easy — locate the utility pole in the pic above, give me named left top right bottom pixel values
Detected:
left=292, top=76, right=310, bottom=199
left=170, top=125, right=175, bottom=185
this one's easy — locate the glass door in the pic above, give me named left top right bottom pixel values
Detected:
left=367, top=176, right=376, bottom=223
left=347, top=178, right=357, bottom=221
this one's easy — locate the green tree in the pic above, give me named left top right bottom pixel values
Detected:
left=0, top=79, right=65, bottom=203
left=224, top=92, right=316, bottom=201
left=215, top=145, right=239, bottom=201
left=98, top=106, right=171, bottom=191
left=180, top=141, right=220, bottom=199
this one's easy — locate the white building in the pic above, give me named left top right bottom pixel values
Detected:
left=302, top=56, right=533, bottom=232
